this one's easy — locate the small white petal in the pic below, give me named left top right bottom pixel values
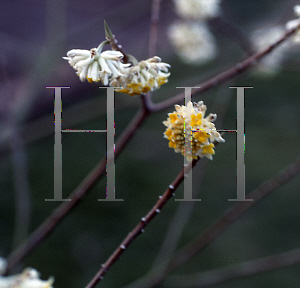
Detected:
left=74, top=57, right=94, bottom=68
left=286, top=18, right=300, bottom=30
left=67, top=49, right=90, bottom=58
left=100, top=71, right=109, bottom=86
left=79, top=65, right=88, bottom=81
left=106, top=60, right=124, bottom=77
left=101, top=50, right=124, bottom=61
left=294, top=5, right=300, bottom=17
left=99, top=57, right=111, bottom=73
left=91, top=61, right=100, bottom=81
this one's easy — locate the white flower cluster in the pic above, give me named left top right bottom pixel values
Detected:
left=63, top=47, right=130, bottom=85
left=64, top=45, right=171, bottom=95
left=173, top=0, right=221, bottom=20
left=169, top=0, right=220, bottom=64
left=168, top=22, right=217, bottom=64
left=0, top=268, right=54, bottom=288
left=286, top=5, right=300, bottom=42
left=110, top=56, right=170, bottom=96
left=251, top=26, right=291, bottom=76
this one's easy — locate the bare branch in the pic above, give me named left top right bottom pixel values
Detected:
left=148, top=0, right=161, bottom=58
left=161, top=156, right=300, bottom=282
left=166, top=247, right=300, bottom=287
left=84, top=158, right=200, bottom=288
left=151, top=23, right=300, bottom=112
left=5, top=106, right=148, bottom=274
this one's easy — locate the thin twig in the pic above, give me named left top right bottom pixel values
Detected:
left=153, top=156, right=300, bottom=287
left=123, top=89, right=233, bottom=288
left=151, top=23, right=299, bottom=112
left=118, top=156, right=300, bottom=288
left=84, top=158, right=200, bottom=288
left=5, top=18, right=300, bottom=279
left=148, top=0, right=161, bottom=58
left=5, top=106, right=148, bottom=274
left=165, top=247, right=300, bottom=287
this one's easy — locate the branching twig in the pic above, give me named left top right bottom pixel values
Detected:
left=85, top=154, right=300, bottom=288
left=151, top=156, right=300, bottom=287
left=5, top=106, right=148, bottom=274
left=165, top=247, right=300, bottom=287
left=123, top=89, right=233, bottom=288
left=151, top=23, right=300, bottom=112
left=84, top=158, right=200, bottom=288
left=5, top=19, right=300, bottom=283
left=118, top=155, right=300, bottom=288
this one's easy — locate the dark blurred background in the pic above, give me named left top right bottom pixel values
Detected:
left=1, top=0, right=300, bottom=287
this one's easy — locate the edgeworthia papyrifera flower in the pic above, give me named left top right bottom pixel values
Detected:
left=168, top=21, right=217, bottom=64
left=0, top=267, right=54, bottom=288
left=286, top=5, right=300, bottom=42
left=110, top=56, right=171, bottom=96
left=173, top=0, right=222, bottom=20
left=63, top=41, right=130, bottom=85
left=163, top=101, right=224, bottom=161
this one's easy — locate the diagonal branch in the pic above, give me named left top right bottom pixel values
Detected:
left=5, top=105, right=149, bottom=274
left=85, top=154, right=300, bottom=288
left=84, top=158, right=200, bottom=288
left=165, top=247, right=300, bottom=287
left=5, top=19, right=300, bottom=279
left=167, top=156, right=300, bottom=272
left=151, top=23, right=300, bottom=112
left=118, top=155, right=300, bottom=288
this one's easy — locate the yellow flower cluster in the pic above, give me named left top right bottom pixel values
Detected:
left=163, top=101, right=224, bottom=161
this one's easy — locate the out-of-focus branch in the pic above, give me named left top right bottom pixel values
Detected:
left=122, top=89, right=233, bottom=288
left=148, top=0, right=161, bottom=58
left=5, top=17, right=300, bottom=281
left=208, top=16, right=254, bottom=55
left=5, top=105, right=148, bottom=274
left=85, top=151, right=300, bottom=288
left=143, top=156, right=300, bottom=287
left=10, top=127, right=31, bottom=250
left=119, top=155, right=300, bottom=288
left=84, top=157, right=200, bottom=288
left=165, top=247, right=300, bottom=287
left=151, top=23, right=300, bottom=112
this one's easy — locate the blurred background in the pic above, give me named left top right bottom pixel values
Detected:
left=1, top=0, right=300, bottom=287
